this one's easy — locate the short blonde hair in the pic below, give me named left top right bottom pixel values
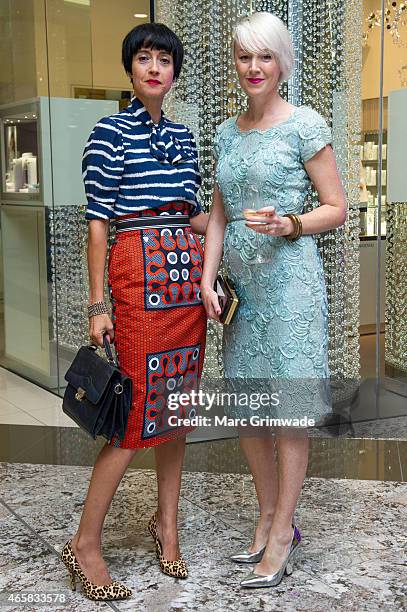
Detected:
left=233, top=12, right=294, bottom=84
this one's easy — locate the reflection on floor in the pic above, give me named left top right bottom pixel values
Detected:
left=1, top=463, right=406, bottom=612
left=0, top=332, right=396, bottom=428
left=359, top=332, right=385, bottom=379
left=0, top=424, right=406, bottom=482
left=0, top=367, right=72, bottom=428
left=0, top=366, right=407, bottom=482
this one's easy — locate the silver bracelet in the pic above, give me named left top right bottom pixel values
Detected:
left=88, top=301, right=109, bottom=318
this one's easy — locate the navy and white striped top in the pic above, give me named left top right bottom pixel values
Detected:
left=83, top=96, right=202, bottom=220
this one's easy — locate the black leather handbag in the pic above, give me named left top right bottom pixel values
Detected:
left=62, top=336, right=132, bottom=441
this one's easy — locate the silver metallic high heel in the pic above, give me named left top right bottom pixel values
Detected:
left=231, top=524, right=300, bottom=565
left=230, top=547, right=265, bottom=564
left=240, top=526, right=301, bottom=588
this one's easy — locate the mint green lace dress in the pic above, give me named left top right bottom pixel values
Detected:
left=214, top=106, right=332, bottom=422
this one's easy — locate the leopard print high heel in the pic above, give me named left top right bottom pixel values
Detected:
left=148, top=514, right=188, bottom=578
left=60, top=541, right=132, bottom=601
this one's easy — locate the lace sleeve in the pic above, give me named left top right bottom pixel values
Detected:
left=298, top=110, right=332, bottom=163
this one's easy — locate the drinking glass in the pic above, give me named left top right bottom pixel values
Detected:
left=241, top=185, right=272, bottom=264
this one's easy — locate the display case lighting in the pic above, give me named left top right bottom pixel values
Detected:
left=64, top=0, right=90, bottom=5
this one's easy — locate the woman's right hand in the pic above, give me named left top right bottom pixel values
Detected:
left=201, top=284, right=222, bottom=321
left=89, top=314, right=114, bottom=346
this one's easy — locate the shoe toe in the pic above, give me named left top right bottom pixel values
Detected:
left=112, top=581, right=132, bottom=597
left=160, top=557, right=188, bottom=578
left=240, top=572, right=259, bottom=587
left=230, top=552, right=247, bottom=562
left=230, top=547, right=265, bottom=563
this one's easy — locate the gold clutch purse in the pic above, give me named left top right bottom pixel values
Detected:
left=213, top=275, right=239, bottom=325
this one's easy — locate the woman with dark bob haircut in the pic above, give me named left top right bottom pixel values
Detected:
left=60, top=23, right=208, bottom=602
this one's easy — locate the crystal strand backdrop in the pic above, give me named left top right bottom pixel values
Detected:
left=50, top=205, right=89, bottom=351
left=155, top=0, right=361, bottom=380
left=49, top=204, right=113, bottom=360
left=385, top=202, right=407, bottom=375
left=49, top=1, right=361, bottom=386
left=156, top=0, right=251, bottom=378
left=286, top=0, right=362, bottom=381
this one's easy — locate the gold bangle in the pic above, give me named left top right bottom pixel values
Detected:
left=293, top=214, right=302, bottom=240
left=284, top=214, right=302, bottom=241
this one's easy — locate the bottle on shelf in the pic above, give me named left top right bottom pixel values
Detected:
left=381, top=169, right=386, bottom=186
left=366, top=206, right=377, bottom=236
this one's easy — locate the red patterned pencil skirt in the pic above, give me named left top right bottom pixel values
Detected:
left=108, top=202, right=207, bottom=449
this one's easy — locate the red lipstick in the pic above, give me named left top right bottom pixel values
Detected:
left=146, top=79, right=161, bottom=86
left=247, top=78, right=264, bottom=84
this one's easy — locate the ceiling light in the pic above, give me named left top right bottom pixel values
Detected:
left=134, top=13, right=148, bottom=18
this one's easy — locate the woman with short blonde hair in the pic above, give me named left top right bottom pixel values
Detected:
left=234, top=11, right=294, bottom=82
left=202, top=12, right=346, bottom=588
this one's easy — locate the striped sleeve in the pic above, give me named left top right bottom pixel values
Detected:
left=82, top=116, right=124, bottom=220
left=187, top=130, right=203, bottom=217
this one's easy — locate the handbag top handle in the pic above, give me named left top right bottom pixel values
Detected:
left=103, top=335, right=116, bottom=366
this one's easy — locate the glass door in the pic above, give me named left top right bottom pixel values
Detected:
left=361, top=0, right=407, bottom=432
left=381, top=1, right=407, bottom=402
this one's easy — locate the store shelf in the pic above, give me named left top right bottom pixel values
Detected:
left=359, top=129, right=387, bottom=241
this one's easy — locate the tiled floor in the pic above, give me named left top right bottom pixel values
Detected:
left=0, top=463, right=406, bottom=612
left=0, top=368, right=75, bottom=428
left=0, top=367, right=407, bottom=610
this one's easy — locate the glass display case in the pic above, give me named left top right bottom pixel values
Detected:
left=0, top=99, right=42, bottom=203
left=0, top=97, right=118, bottom=389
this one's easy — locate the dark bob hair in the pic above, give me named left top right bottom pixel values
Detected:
left=122, top=23, right=184, bottom=80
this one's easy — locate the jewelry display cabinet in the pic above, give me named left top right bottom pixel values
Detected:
left=0, top=97, right=118, bottom=389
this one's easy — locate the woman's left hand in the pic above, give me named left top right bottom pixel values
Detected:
left=244, top=206, right=293, bottom=237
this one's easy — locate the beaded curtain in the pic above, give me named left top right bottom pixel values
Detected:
left=385, top=202, right=407, bottom=374
left=50, top=0, right=362, bottom=385
left=50, top=205, right=90, bottom=351
left=156, top=0, right=362, bottom=380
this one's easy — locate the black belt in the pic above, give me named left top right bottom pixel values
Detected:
left=115, top=214, right=191, bottom=232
